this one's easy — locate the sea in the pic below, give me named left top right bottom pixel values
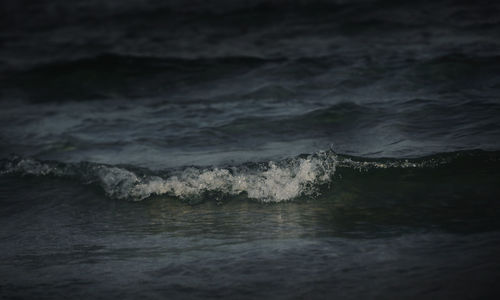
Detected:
left=1, top=0, right=500, bottom=298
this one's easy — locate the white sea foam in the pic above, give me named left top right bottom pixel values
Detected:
left=3, top=150, right=452, bottom=202
left=127, top=154, right=336, bottom=202
left=0, top=152, right=337, bottom=202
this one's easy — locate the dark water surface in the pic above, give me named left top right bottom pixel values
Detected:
left=1, top=0, right=500, bottom=298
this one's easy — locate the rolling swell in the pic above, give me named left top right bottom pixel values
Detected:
left=1, top=150, right=498, bottom=203
left=1, top=54, right=285, bottom=101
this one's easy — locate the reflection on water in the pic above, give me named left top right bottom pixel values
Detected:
left=1, top=169, right=500, bottom=298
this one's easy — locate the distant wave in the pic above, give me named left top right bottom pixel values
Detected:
left=1, top=150, right=498, bottom=203
left=4, top=53, right=286, bottom=74
left=15, top=52, right=500, bottom=75
left=0, top=53, right=288, bottom=101
left=4, top=50, right=500, bottom=102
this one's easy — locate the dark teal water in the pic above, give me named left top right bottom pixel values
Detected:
left=1, top=0, right=500, bottom=298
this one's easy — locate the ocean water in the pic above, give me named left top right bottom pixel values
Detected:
left=1, top=0, right=500, bottom=298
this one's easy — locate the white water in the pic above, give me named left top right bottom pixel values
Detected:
left=1, top=152, right=337, bottom=202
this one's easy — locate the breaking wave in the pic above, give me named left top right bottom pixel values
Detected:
left=1, top=150, right=498, bottom=202
left=0, top=151, right=337, bottom=202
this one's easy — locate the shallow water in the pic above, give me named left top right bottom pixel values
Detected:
left=1, top=0, right=500, bottom=298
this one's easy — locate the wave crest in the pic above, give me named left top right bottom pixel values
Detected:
left=2, top=150, right=497, bottom=202
left=130, top=155, right=335, bottom=202
left=0, top=152, right=337, bottom=202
